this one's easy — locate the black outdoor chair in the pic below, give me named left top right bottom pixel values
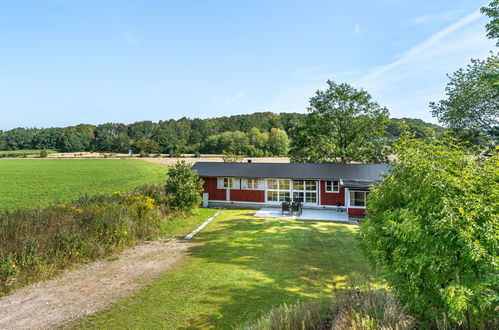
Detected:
left=281, top=202, right=291, bottom=215
left=291, top=201, right=302, bottom=216
left=336, top=202, right=344, bottom=212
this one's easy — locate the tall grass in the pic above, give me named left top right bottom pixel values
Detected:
left=0, top=149, right=57, bottom=157
left=0, top=184, right=173, bottom=295
left=242, top=278, right=414, bottom=330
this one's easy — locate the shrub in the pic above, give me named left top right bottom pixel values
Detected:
left=0, top=185, right=171, bottom=295
left=358, top=136, right=499, bottom=328
left=139, top=151, right=149, bottom=158
left=39, top=149, right=48, bottom=158
left=194, top=151, right=201, bottom=158
left=164, top=161, right=203, bottom=212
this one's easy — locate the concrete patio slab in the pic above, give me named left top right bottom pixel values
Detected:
left=254, top=207, right=349, bottom=222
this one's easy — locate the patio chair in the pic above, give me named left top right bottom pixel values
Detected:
left=291, top=201, right=302, bottom=216
left=336, top=202, right=344, bottom=212
left=281, top=202, right=291, bottom=215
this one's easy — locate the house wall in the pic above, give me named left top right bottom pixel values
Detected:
left=201, top=177, right=226, bottom=201
left=348, top=208, right=366, bottom=217
left=319, top=181, right=345, bottom=206
left=230, top=189, right=265, bottom=202
left=201, top=177, right=265, bottom=202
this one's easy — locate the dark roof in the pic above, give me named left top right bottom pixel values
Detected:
left=192, top=162, right=390, bottom=182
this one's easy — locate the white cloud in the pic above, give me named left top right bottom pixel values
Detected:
left=410, top=11, right=461, bottom=25
left=358, top=10, right=483, bottom=83
left=352, top=9, right=495, bottom=121
left=213, top=90, right=245, bottom=107
left=123, top=32, right=137, bottom=46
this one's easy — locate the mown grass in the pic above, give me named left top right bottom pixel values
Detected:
left=0, top=159, right=167, bottom=210
left=75, top=209, right=373, bottom=329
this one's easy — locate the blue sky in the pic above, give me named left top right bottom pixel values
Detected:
left=0, top=0, right=495, bottom=130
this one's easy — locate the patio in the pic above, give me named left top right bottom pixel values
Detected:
left=254, top=207, right=349, bottom=222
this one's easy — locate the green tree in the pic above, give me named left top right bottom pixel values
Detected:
left=267, top=128, right=290, bottom=156
left=290, top=80, right=389, bottom=163
left=430, top=55, right=499, bottom=146
left=165, top=161, right=204, bottom=212
left=58, top=130, right=89, bottom=152
left=481, top=0, right=499, bottom=46
left=358, top=136, right=498, bottom=327
left=135, top=138, right=160, bottom=154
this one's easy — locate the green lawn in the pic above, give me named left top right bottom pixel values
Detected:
left=76, top=209, right=372, bottom=329
left=0, top=159, right=167, bottom=210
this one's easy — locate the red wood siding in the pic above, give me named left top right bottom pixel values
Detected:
left=230, top=189, right=265, bottom=202
left=348, top=208, right=366, bottom=217
left=319, top=181, right=346, bottom=206
left=201, top=177, right=226, bottom=201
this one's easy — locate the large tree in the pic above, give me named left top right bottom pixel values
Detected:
left=482, top=0, right=499, bottom=46
left=359, top=136, right=498, bottom=328
left=290, top=80, right=389, bottom=163
left=430, top=55, right=499, bottom=145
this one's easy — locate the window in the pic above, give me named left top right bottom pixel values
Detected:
left=267, top=179, right=292, bottom=202
left=242, top=178, right=260, bottom=190
left=223, top=177, right=235, bottom=189
left=293, top=181, right=304, bottom=190
left=349, top=191, right=369, bottom=207
left=279, top=179, right=290, bottom=190
left=325, top=180, right=339, bottom=193
left=267, top=179, right=278, bottom=190
left=305, top=192, right=317, bottom=203
left=292, top=180, right=318, bottom=204
left=267, top=191, right=278, bottom=201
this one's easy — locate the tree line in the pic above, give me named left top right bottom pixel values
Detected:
left=0, top=112, right=442, bottom=157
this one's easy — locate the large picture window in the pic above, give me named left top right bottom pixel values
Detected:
left=266, top=179, right=291, bottom=202
left=349, top=190, right=369, bottom=207
left=292, top=180, right=317, bottom=204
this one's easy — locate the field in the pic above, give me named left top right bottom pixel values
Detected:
left=0, top=149, right=57, bottom=158
left=75, top=209, right=372, bottom=329
left=0, top=159, right=167, bottom=210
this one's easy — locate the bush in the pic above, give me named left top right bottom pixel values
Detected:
left=0, top=185, right=170, bottom=295
left=164, top=161, right=203, bottom=212
left=39, top=149, right=48, bottom=158
left=358, top=136, right=499, bottom=328
left=139, top=151, right=149, bottom=158
left=194, top=151, right=201, bottom=158
left=242, top=280, right=414, bottom=330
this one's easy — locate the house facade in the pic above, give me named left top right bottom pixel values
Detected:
left=192, top=162, right=390, bottom=217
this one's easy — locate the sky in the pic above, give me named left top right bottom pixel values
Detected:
left=0, top=0, right=496, bottom=130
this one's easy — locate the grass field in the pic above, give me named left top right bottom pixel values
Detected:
left=0, top=159, right=167, bottom=210
left=76, top=209, right=372, bottom=329
left=0, top=149, right=57, bottom=157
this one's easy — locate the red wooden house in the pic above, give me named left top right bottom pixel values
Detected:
left=192, top=162, right=390, bottom=217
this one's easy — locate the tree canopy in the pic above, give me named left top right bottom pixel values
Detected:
left=430, top=55, right=499, bottom=146
left=290, top=80, right=390, bottom=163
left=359, top=136, right=498, bottom=328
left=481, top=0, right=499, bottom=46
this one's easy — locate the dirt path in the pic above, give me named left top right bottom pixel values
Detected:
left=0, top=239, right=190, bottom=329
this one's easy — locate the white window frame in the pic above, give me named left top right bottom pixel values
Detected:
left=242, top=178, right=260, bottom=190
left=325, top=180, right=339, bottom=193
left=292, top=180, right=318, bottom=204
left=348, top=190, right=369, bottom=208
left=224, top=177, right=235, bottom=189
left=266, top=179, right=291, bottom=203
